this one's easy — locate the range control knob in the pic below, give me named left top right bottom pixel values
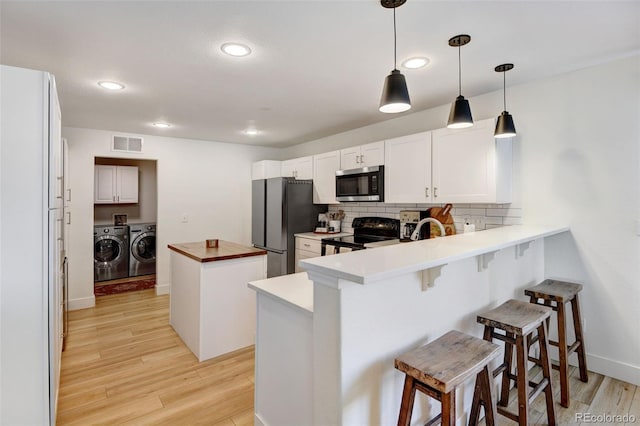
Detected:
left=103, top=229, right=109, bottom=233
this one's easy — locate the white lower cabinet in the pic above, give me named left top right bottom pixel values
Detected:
left=432, top=118, right=511, bottom=203
left=384, top=132, right=432, bottom=203
left=295, top=237, right=322, bottom=272
left=312, top=150, right=340, bottom=204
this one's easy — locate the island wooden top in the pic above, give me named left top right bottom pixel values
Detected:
left=168, top=240, right=267, bottom=263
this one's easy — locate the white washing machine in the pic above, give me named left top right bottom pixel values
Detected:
left=94, top=225, right=130, bottom=282
left=129, top=222, right=156, bottom=277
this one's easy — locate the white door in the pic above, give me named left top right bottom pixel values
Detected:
left=117, top=166, right=139, bottom=203
left=360, top=141, right=385, bottom=167
left=432, top=118, right=496, bottom=203
left=384, top=132, right=432, bottom=203
left=281, top=159, right=296, bottom=178
left=340, top=146, right=361, bottom=170
left=313, top=151, right=340, bottom=204
left=294, top=156, right=314, bottom=180
left=94, top=165, right=116, bottom=203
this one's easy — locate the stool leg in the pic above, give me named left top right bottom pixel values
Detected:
left=441, top=389, right=456, bottom=426
left=515, top=335, right=529, bottom=426
left=571, top=296, right=589, bottom=383
left=538, top=321, right=557, bottom=426
left=557, top=301, right=570, bottom=408
left=397, top=375, right=416, bottom=426
left=499, top=332, right=514, bottom=407
left=469, top=366, right=496, bottom=426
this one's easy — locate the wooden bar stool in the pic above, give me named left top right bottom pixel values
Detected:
left=525, top=279, right=588, bottom=407
left=394, top=330, right=501, bottom=426
left=474, top=299, right=556, bottom=425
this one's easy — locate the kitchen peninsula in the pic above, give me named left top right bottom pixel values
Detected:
left=250, top=225, right=570, bottom=426
left=168, top=240, right=266, bottom=361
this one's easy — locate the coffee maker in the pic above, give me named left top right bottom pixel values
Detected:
left=399, top=210, right=430, bottom=241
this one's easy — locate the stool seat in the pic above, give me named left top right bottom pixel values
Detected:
left=395, top=330, right=501, bottom=394
left=476, top=299, right=552, bottom=336
left=525, top=279, right=583, bottom=303
left=395, top=330, right=501, bottom=426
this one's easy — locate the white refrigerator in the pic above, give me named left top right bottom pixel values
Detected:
left=0, top=65, right=64, bottom=425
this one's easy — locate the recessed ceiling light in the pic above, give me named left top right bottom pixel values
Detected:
left=221, top=42, right=252, bottom=57
left=98, top=81, right=125, bottom=90
left=402, top=57, right=430, bottom=69
left=244, top=128, right=259, bottom=136
left=152, top=122, right=171, bottom=128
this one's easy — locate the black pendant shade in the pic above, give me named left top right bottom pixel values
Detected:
left=379, top=0, right=411, bottom=114
left=495, top=111, right=516, bottom=138
left=494, top=63, right=516, bottom=138
left=380, top=69, right=411, bottom=113
left=447, top=34, right=473, bottom=129
left=448, top=95, right=473, bottom=129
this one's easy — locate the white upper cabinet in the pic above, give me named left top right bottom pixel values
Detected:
left=252, top=160, right=281, bottom=180
left=282, top=156, right=313, bottom=180
left=385, top=132, right=432, bottom=203
left=94, top=165, right=139, bottom=204
left=340, top=141, right=385, bottom=170
left=432, top=118, right=512, bottom=203
left=312, top=150, right=341, bottom=204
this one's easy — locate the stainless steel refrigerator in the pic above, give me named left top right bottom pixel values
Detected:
left=252, top=177, right=326, bottom=277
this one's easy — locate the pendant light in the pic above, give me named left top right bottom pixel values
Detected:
left=379, top=0, right=411, bottom=114
left=494, top=63, right=517, bottom=138
left=447, top=34, right=473, bottom=129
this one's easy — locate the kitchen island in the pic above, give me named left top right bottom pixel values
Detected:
left=168, top=240, right=266, bottom=361
left=250, top=225, right=570, bottom=426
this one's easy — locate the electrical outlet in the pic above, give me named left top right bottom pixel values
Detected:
left=463, top=216, right=486, bottom=230
left=181, top=213, right=189, bottom=223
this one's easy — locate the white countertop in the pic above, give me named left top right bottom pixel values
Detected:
left=294, top=231, right=352, bottom=240
left=300, top=225, right=569, bottom=284
left=248, top=272, right=314, bottom=314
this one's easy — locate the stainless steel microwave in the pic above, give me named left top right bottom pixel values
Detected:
left=335, top=165, right=384, bottom=202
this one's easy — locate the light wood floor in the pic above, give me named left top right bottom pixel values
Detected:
left=58, top=289, right=639, bottom=425
left=58, top=289, right=253, bottom=425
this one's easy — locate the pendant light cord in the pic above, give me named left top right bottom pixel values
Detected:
left=503, top=71, right=507, bottom=110
left=393, top=7, right=397, bottom=70
left=458, top=44, right=462, bottom=96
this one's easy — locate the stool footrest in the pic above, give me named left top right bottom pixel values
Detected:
left=528, top=356, right=543, bottom=366
left=549, top=340, right=559, bottom=347
left=497, top=407, right=519, bottom=422
left=529, top=378, right=550, bottom=403
left=568, top=340, right=581, bottom=354
left=425, top=413, right=442, bottom=426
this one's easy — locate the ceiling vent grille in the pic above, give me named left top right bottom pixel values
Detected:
left=112, top=135, right=143, bottom=153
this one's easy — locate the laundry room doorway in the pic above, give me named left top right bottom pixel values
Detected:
left=93, top=157, right=158, bottom=296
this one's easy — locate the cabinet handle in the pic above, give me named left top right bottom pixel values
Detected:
left=66, top=188, right=71, bottom=202
left=117, top=195, right=120, bottom=203
left=360, top=155, right=364, bottom=164
left=304, top=243, right=311, bottom=247
left=425, top=187, right=430, bottom=198
left=434, top=187, right=438, bottom=198
left=113, top=195, right=116, bottom=202
left=66, top=212, right=71, bottom=225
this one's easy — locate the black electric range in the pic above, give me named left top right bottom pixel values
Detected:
left=321, top=217, right=400, bottom=256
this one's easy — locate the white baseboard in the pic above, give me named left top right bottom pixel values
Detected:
left=155, top=283, right=170, bottom=295
left=69, top=295, right=95, bottom=310
left=254, top=413, right=266, bottom=426
left=587, top=353, right=640, bottom=386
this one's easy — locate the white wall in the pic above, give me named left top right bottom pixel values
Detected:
left=94, top=158, right=157, bottom=225
left=64, top=127, right=281, bottom=308
left=285, top=55, right=640, bottom=384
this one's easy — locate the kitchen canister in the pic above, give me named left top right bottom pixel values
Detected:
left=329, top=220, right=341, bottom=233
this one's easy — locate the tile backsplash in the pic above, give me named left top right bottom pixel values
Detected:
left=327, top=203, right=522, bottom=234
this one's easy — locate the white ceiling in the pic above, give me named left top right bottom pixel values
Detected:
left=1, top=1, right=638, bottom=147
